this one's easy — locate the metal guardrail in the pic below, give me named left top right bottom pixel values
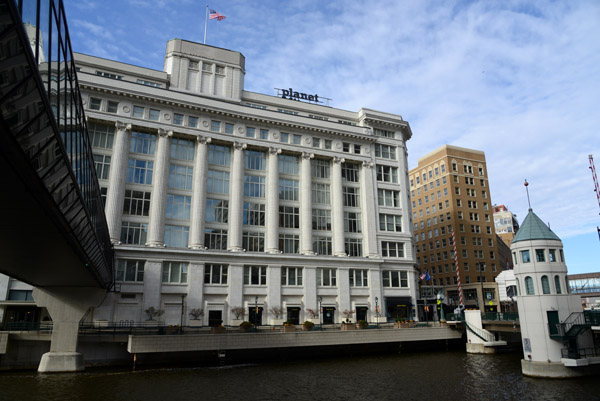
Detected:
left=0, top=322, right=53, bottom=331
left=463, top=320, right=495, bottom=342
left=481, top=312, right=519, bottom=321
left=561, top=347, right=600, bottom=359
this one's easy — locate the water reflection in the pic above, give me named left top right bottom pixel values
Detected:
left=0, top=351, right=598, bottom=401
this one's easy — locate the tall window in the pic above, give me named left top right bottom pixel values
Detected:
left=343, top=187, right=360, bottom=207
left=344, top=212, right=361, bottom=233
left=127, top=159, right=153, bottom=185
left=166, top=194, right=191, bottom=220
left=541, top=275, right=551, bottom=294
left=168, top=165, right=193, bottom=190
left=382, top=241, right=404, bottom=257
left=243, top=202, right=265, bottom=226
left=204, top=264, right=228, bottom=285
left=312, top=159, right=330, bottom=178
left=521, top=250, right=531, bottom=263
left=379, top=214, right=402, bottom=232
left=164, top=225, right=189, bottom=248
left=535, top=249, right=545, bottom=262
left=342, top=163, right=359, bottom=182
left=374, top=144, right=396, bottom=160
left=345, top=238, right=362, bottom=257
left=349, top=269, right=368, bottom=287
left=313, top=236, right=332, bottom=255
left=378, top=189, right=400, bottom=207
left=123, top=190, right=151, bottom=216
left=382, top=271, right=408, bottom=288
left=312, top=209, right=331, bottom=230
left=93, top=154, right=111, bottom=180
left=205, top=199, right=228, bottom=223
left=312, top=183, right=330, bottom=204
left=244, top=175, right=266, bottom=197
left=162, top=262, right=188, bottom=284
left=245, top=150, right=266, bottom=170
left=279, top=179, right=299, bottom=201
left=376, top=165, right=398, bottom=183
left=279, top=155, right=299, bottom=175
left=116, top=260, right=145, bottom=282
left=279, top=234, right=299, bottom=254
left=207, top=170, right=230, bottom=194
left=244, top=265, right=267, bottom=285
left=525, top=276, right=535, bottom=295
left=279, top=206, right=299, bottom=228
left=170, top=138, right=195, bottom=161
left=282, top=267, right=303, bottom=286
left=554, top=275, right=562, bottom=294
left=317, top=268, right=336, bottom=287
left=208, top=144, right=230, bottom=166
left=243, top=231, right=264, bottom=252
left=129, top=132, right=156, bottom=155
left=89, top=122, right=114, bottom=149
left=205, top=229, right=227, bottom=250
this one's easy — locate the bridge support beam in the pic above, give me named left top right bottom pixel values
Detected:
left=33, top=287, right=106, bottom=373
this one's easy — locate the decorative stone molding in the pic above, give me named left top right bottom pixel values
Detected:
left=273, top=132, right=280, bottom=140
left=268, top=147, right=282, bottom=155
left=123, top=105, right=130, bottom=113
left=305, top=137, right=312, bottom=144
left=233, top=141, right=247, bottom=151
left=197, top=136, right=211, bottom=144
left=115, top=121, right=132, bottom=132
left=362, top=161, right=374, bottom=169
left=157, top=128, right=173, bottom=138
left=238, top=126, right=244, bottom=134
left=202, top=120, right=209, bottom=127
left=301, top=152, right=314, bottom=160
left=164, top=113, right=171, bottom=121
left=335, top=142, right=342, bottom=149
left=333, top=156, right=345, bottom=164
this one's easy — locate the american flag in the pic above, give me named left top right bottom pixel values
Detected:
left=209, top=9, right=226, bottom=21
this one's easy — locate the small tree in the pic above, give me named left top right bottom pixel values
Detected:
left=231, top=306, right=245, bottom=320
left=270, top=306, right=284, bottom=319
left=189, top=308, right=204, bottom=320
left=306, top=308, right=319, bottom=319
left=342, top=309, right=355, bottom=323
left=144, top=307, right=165, bottom=321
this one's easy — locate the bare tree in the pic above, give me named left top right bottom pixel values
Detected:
left=231, top=306, right=245, bottom=319
left=270, top=306, right=284, bottom=319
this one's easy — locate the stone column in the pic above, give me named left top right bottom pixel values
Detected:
left=337, top=267, right=351, bottom=323
left=33, top=287, right=106, bottom=372
left=227, top=264, right=244, bottom=324
left=303, top=266, right=318, bottom=320
left=146, top=129, right=172, bottom=247
left=105, top=121, right=131, bottom=243
left=141, top=260, right=163, bottom=319
left=228, top=142, right=246, bottom=251
left=266, top=264, right=282, bottom=324
left=360, top=161, right=379, bottom=257
left=368, top=269, right=386, bottom=323
left=189, top=136, right=211, bottom=249
left=187, top=262, right=204, bottom=325
left=331, top=157, right=346, bottom=257
left=266, top=147, right=281, bottom=253
left=300, top=152, right=314, bottom=255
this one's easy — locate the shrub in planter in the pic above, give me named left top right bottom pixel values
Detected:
left=302, top=321, right=315, bottom=331
left=357, top=320, right=368, bottom=329
left=239, top=321, right=254, bottom=331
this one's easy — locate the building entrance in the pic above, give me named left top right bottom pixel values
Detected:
left=208, top=310, right=222, bottom=327
left=356, top=307, right=368, bottom=322
left=323, top=307, right=336, bottom=324
left=287, top=307, right=300, bottom=325
left=248, top=307, right=263, bottom=326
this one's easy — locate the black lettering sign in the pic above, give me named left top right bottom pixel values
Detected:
left=281, top=87, right=319, bottom=103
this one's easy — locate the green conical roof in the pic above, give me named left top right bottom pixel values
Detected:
left=512, top=209, right=561, bottom=243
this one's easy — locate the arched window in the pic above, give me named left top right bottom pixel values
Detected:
left=516, top=278, right=521, bottom=296
left=554, top=275, right=562, bottom=294
left=525, top=276, right=535, bottom=295
left=541, top=275, right=551, bottom=294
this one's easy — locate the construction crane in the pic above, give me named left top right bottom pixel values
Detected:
left=589, top=155, right=600, bottom=242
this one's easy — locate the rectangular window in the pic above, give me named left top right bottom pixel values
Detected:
left=173, top=113, right=184, bottom=125
left=279, top=178, right=299, bottom=201
left=341, top=164, right=359, bottom=182
left=244, top=175, right=266, bottom=197
left=246, top=127, right=256, bottom=138
left=292, top=134, right=302, bottom=145
left=126, top=159, right=154, bottom=185
left=164, top=225, right=189, bottom=248
left=207, top=170, right=230, bottom=194
left=204, top=264, right=228, bottom=285
left=93, top=154, right=111, bottom=180
left=116, top=260, right=145, bottom=282
left=382, top=271, right=408, bottom=288
left=90, top=97, right=102, bottom=110
left=170, top=138, right=195, bottom=161
left=205, top=199, right=228, bottom=223
left=343, top=187, right=360, bottom=207
left=244, top=265, right=267, bottom=285
left=205, top=228, right=227, bottom=249
left=317, top=268, right=336, bottom=287
left=260, top=129, right=269, bottom=140
left=521, top=250, right=531, bottom=263
left=344, top=212, right=361, bottom=233
left=278, top=155, right=299, bottom=175
left=245, top=150, right=266, bottom=170
left=188, top=116, right=199, bottom=128
left=535, top=249, right=545, bottom=262
left=313, top=236, right=332, bottom=255
left=210, top=120, right=221, bottom=132
left=374, top=144, right=396, bottom=160
left=376, top=165, right=398, bottom=183
left=168, top=165, right=194, bottom=190
left=279, top=234, right=299, bottom=254
left=312, top=182, right=331, bottom=204
left=378, top=189, right=400, bottom=207
left=123, top=190, right=151, bottom=216
left=312, top=209, right=332, bottom=230
left=311, top=159, right=330, bottom=178
left=374, top=129, right=395, bottom=138
left=224, top=123, right=234, bottom=134
left=312, top=137, right=321, bottom=148
left=349, top=269, right=368, bottom=287
left=208, top=144, right=230, bottom=166
left=89, top=122, right=114, bottom=149
left=342, top=142, right=350, bottom=152
left=149, top=109, right=160, bottom=121
left=345, top=238, right=363, bottom=256
left=279, top=206, right=299, bottom=228
left=282, top=267, right=303, bottom=286
left=162, top=261, right=188, bottom=284
left=243, top=202, right=265, bottom=226
left=130, top=132, right=156, bottom=155
left=166, top=194, right=191, bottom=220
left=280, top=132, right=290, bottom=143
left=243, top=231, right=264, bottom=252
left=381, top=241, right=404, bottom=257
left=549, top=249, right=556, bottom=262
left=120, top=222, right=148, bottom=245
left=324, top=140, right=332, bottom=150
left=379, top=214, right=402, bottom=232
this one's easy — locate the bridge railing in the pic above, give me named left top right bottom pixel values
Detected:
left=481, top=312, right=519, bottom=322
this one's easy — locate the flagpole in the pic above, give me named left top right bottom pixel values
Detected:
left=203, top=5, right=208, bottom=44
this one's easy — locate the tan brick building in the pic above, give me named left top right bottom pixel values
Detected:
left=409, top=145, right=504, bottom=314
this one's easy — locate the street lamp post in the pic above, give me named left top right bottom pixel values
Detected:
left=479, top=263, right=485, bottom=312
left=319, top=296, right=323, bottom=330
left=254, top=296, right=258, bottom=328
left=375, top=297, right=379, bottom=328
left=437, top=291, right=445, bottom=322
left=180, top=294, right=187, bottom=334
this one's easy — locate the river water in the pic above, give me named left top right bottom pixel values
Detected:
left=0, top=351, right=598, bottom=401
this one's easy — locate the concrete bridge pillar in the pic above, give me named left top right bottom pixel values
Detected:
left=33, top=287, right=106, bottom=373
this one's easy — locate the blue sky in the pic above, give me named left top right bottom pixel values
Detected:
left=63, top=0, right=600, bottom=274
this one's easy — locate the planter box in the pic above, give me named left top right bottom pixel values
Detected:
left=165, top=327, right=180, bottom=335
left=281, top=325, right=296, bottom=332
left=394, top=323, right=411, bottom=329
left=230, top=319, right=243, bottom=327
left=302, top=324, right=314, bottom=331
left=211, top=326, right=227, bottom=334
left=189, top=320, right=203, bottom=327
left=341, top=324, right=356, bottom=331
left=270, top=318, right=284, bottom=326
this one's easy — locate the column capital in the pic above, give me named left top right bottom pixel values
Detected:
left=157, top=128, right=173, bottom=138
left=362, top=161, right=374, bottom=169
left=197, top=136, right=212, bottom=145
left=333, top=156, right=345, bottom=164
left=302, top=152, right=314, bottom=160
left=269, top=147, right=282, bottom=155
left=233, top=141, right=247, bottom=151
left=115, top=121, right=131, bottom=132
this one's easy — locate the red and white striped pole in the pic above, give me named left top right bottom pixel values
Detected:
left=590, top=155, right=600, bottom=214
left=451, top=228, right=464, bottom=307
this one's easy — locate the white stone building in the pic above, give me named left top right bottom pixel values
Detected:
left=14, top=39, right=417, bottom=327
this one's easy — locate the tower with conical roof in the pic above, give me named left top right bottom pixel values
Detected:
left=512, top=208, right=595, bottom=377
